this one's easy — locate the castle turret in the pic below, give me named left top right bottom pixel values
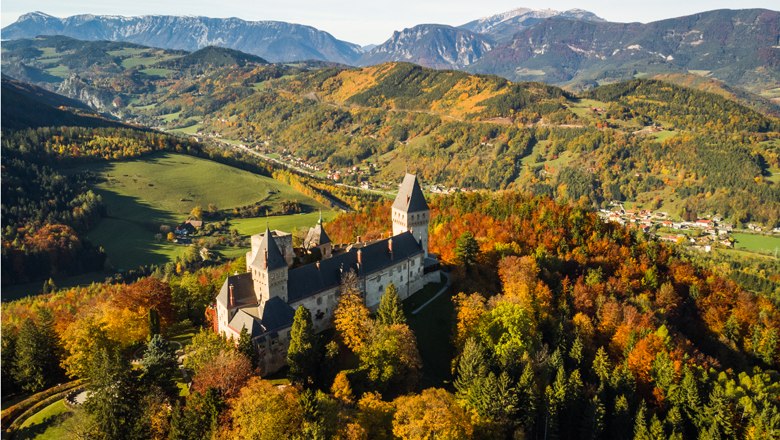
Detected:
left=392, top=174, right=430, bottom=256
left=304, top=211, right=333, bottom=259
left=248, top=226, right=289, bottom=313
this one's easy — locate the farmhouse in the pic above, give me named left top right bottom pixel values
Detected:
left=214, top=174, right=439, bottom=374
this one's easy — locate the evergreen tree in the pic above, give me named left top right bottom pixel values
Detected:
left=237, top=327, right=259, bottom=370
left=705, top=384, right=734, bottom=437
left=140, top=334, right=179, bottom=398
left=288, top=305, right=318, bottom=386
left=169, top=389, right=224, bottom=440
left=148, top=308, right=161, bottom=336
left=84, top=344, right=142, bottom=440
left=1, top=331, right=19, bottom=398
left=454, top=338, right=489, bottom=401
left=516, top=362, right=538, bottom=432
left=634, top=402, right=650, bottom=440
left=649, top=414, right=665, bottom=440
left=11, top=309, right=63, bottom=392
left=455, top=231, right=480, bottom=268
left=376, top=283, right=405, bottom=325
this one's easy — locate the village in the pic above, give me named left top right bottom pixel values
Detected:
left=598, top=203, right=737, bottom=252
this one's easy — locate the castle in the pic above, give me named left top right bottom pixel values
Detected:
left=214, top=174, right=438, bottom=374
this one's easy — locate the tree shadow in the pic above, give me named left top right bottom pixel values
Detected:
left=12, top=411, right=73, bottom=440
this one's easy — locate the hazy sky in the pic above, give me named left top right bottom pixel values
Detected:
left=2, top=1, right=777, bottom=45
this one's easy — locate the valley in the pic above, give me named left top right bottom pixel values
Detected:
left=1, top=5, right=779, bottom=440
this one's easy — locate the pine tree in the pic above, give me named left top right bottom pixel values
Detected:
left=12, top=309, right=63, bottom=392
left=516, top=362, right=538, bottom=431
left=237, top=327, right=259, bottom=369
left=455, top=231, right=479, bottom=268
left=288, top=305, right=318, bottom=386
left=454, top=338, right=489, bottom=401
left=377, top=283, right=405, bottom=325
left=569, top=336, right=583, bottom=367
left=85, top=344, right=142, bottom=440
left=140, top=334, right=179, bottom=398
left=649, top=414, right=665, bottom=440
left=634, top=402, right=650, bottom=440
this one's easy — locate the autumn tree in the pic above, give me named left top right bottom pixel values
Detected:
left=183, top=329, right=232, bottom=375
left=190, top=205, right=203, bottom=220
left=359, top=323, right=422, bottom=393
left=60, top=316, right=113, bottom=379
left=377, top=283, right=406, bottom=325
left=191, top=350, right=252, bottom=399
left=288, top=305, right=319, bottom=386
left=331, top=371, right=354, bottom=404
left=392, top=388, right=475, bottom=440
left=334, top=271, right=373, bottom=352
left=225, top=378, right=303, bottom=440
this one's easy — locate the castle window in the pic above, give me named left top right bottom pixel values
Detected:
left=378, top=285, right=383, bottom=293
left=317, top=296, right=323, bottom=305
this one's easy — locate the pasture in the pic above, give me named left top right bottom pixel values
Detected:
left=76, top=152, right=329, bottom=269
left=732, top=233, right=780, bottom=257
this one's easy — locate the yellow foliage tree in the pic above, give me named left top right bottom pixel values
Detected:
left=392, top=388, right=475, bottom=440
left=331, top=370, right=354, bottom=404
left=334, top=271, right=373, bottom=352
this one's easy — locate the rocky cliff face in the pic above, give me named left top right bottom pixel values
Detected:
left=359, top=25, right=493, bottom=69
left=3, top=12, right=362, bottom=64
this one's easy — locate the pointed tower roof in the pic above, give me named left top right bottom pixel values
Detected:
left=392, top=173, right=429, bottom=213
left=250, top=226, right=287, bottom=271
left=304, top=212, right=331, bottom=248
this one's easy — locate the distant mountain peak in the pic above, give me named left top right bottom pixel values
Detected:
left=460, top=7, right=604, bottom=41
left=3, top=12, right=362, bottom=64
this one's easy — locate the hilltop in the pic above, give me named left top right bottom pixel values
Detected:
left=2, top=36, right=779, bottom=228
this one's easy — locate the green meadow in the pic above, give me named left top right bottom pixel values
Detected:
left=74, top=152, right=329, bottom=270
left=732, top=233, right=780, bottom=256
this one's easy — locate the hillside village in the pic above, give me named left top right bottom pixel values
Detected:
left=599, top=204, right=742, bottom=252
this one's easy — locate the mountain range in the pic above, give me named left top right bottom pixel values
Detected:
left=3, top=7, right=780, bottom=100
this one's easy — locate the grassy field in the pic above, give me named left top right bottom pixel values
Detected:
left=230, top=211, right=337, bottom=236
left=170, top=123, right=203, bottom=134
left=74, top=152, right=328, bottom=269
left=14, top=399, right=72, bottom=440
left=732, top=233, right=780, bottom=256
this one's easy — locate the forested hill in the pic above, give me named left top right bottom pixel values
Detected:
left=1, top=76, right=126, bottom=130
left=158, top=46, right=268, bottom=69
left=202, top=62, right=780, bottom=226
left=2, top=36, right=779, bottom=226
left=2, top=190, right=778, bottom=439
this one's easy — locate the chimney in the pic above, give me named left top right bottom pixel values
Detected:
left=228, top=284, right=235, bottom=306
left=356, top=235, right=361, bottom=244
left=357, top=249, right=362, bottom=267
left=388, top=238, right=393, bottom=255
left=315, top=261, right=320, bottom=270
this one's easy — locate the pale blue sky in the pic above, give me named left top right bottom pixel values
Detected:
left=2, top=1, right=777, bottom=45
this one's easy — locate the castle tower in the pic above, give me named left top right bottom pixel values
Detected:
left=248, top=226, right=289, bottom=313
left=392, top=173, right=430, bottom=256
left=304, top=211, right=332, bottom=259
